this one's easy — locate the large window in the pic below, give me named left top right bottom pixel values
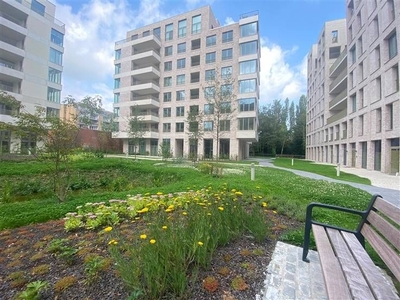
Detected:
left=51, top=29, right=64, bottom=46
left=163, top=108, right=171, bottom=117
left=178, top=19, right=187, bottom=38
left=388, top=32, right=398, bottom=60
left=163, top=123, right=171, bottom=132
left=204, top=121, right=213, bottom=131
left=47, top=87, right=61, bottom=103
left=220, top=120, right=230, bottom=131
left=177, top=58, right=186, bottom=69
left=238, top=118, right=254, bottom=130
left=177, top=74, right=185, bottom=85
left=239, top=79, right=256, bottom=93
left=177, top=42, right=186, bottom=53
left=31, top=0, right=45, bottom=16
left=176, top=106, right=185, bottom=117
left=164, top=61, right=172, bottom=71
left=240, top=22, right=257, bottom=37
left=46, top=107, right=59, bottom=118
left=350, top=46, right=356, bottom=64
left=204, top=87, right=215, bottom=99
left=221, top=66, right=232, bottom=79
left=239, top=98, right=255, bottom=111
left=206, top=35, right=216, bottom=47
left=176, top=90, right=185, bottom=101
left=204, top=104, right=214, bottom=115
left=176, top=122, right=184, bottom=132
left=165, top=46, right=173, bottom=56
left=164, top=77, right=172, bottom=87
left=163, top=92, right=171, bottom=102
left=115, top=64, right=121, bottom=74
left=205, top=69, right=215, bottom=81
left=239, top=60, right=257, bottom=74
left=221, top=84, right=232, bottom=96
left=49, top=48, right=63, bottom=65
left=222, top=30, right=233, bottom=43
left=115, top=49, right=121, bottom=60
left=48, top=67, right=62, bottom=84
left=153, top=27, right=161, bottom=37
left=206, top=52, right=216, bottom=64
left=240, top=41, right=258, bottom=56
left=190, top=105, right=199, bottom=115
left=192, top=15, right=201, bottom=34
left=165, top=23, right=173, bottom=41
left=114, top=78, right=120, bottom=89
left=222, top=48, right=233, bottom=60
left=220, top=102, right=231, bottom=113
left=114, top=93, right=120, bottom=103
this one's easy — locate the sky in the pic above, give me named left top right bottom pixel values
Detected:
left=51, top=0, right=346, bottom=111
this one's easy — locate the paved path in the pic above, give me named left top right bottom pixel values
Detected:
left=254, top=158, right=400, bottom=207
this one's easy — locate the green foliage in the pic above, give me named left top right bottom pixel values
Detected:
left=158, top=143, right=173, bottom=161
left=18, top=280, right=49, bottom=300
left=47, top=238, right=77, bottom=265
left=83, top=255, right=108, bottom=284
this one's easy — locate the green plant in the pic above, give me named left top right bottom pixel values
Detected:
left=231, top=276, right=248, bottom=291
left=0, top=179, right=12, bottom=203
left=47, top=238, right=77, bottom=265
left=84, top=255, right=108, bottom=284
left=18, top=280, right=49, bottom=300
left=202, top=276, right=219, bottom=292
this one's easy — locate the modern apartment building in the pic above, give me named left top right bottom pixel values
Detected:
left=0, top=0, right=65, bottom=153
left=306, top=0, right=400, bottom=175
left=113, top=6, right=260, bottom=159
left=60, top=104, right=114, bottom=131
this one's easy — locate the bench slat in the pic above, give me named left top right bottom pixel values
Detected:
left=312, top=224, right=352, bottom=299
left=342, top=231, right=400, bottom=300
left=367, top=210, right=400, bottom=250
left=373, top=197, right=400, bottom=224
left=361, top=224, right=400, bottom=282
left=326, top=228, right=374, bottom=299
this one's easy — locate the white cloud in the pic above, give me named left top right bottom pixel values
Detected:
left=259, top=38, right=307, bottom=107
left=224, top=17, right=235, bottom=25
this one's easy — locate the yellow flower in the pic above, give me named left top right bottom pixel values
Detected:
left=104, top=226, right=113, bottom=232
left=162, top=226, right=168, bottom=230
left=108, top=239, right=118, bottom=245
left=273, top=210, right=277, bottom=214
left=262, top=202, right=267, bottom=207
left=165, top=208, right=173, bottom=212
left=157, top=192, right=163, bottom=195
left=207, top=213, right=212, bottom=216
left=150, top=239, right=156, bottom=244
left=140, top=234, right=147, bottom=239
left=182, top=211, right=187, bottom=215
left=198, top=241, right=204, bottom=246
left=256, top=186, right=260, bottom=189
left=235, top=191, right=243, bottom=196
left=218, top=207, right=224, bottom=211
left=138, top=207, right=149, bottom=213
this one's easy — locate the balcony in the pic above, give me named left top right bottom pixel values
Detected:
left=329, top=47, right=347, bottom=76
left=130, top=80, right=160, bottom=95
left=119, top=66, right=160, bottom=81
left=130, top=95, right=159, bottom=109
left=236, top=130, right=258, bottom=142
left=116, top=33, right=161, bottom=52
left=142, top=129, right=159, bottom=139
left=131, top=50, right=161, bottom=67
left=0, top=11, right=28, bottom=37
left=327, top=109, right=347, bottom=124
left=0, top=60, right=23, bottom=81
left=329, top=68, right=347, bottom=93
left=136, top=111, right=159, bottom=123
left=329, top=89, right=347, bottom=109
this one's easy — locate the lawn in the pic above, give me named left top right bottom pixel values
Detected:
left=272, top=157, right=372, bottom=185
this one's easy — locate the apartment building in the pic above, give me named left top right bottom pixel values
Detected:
left=60, top=104, right=114, bottom=131
left=0, top=0, right=65, bottom=153
left=113, top=6, right=260, bottom=159
left=306, top=0, right=400, bottom=175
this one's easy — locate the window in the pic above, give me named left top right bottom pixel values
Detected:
left=220, top=120, right=230, bottom=131
left=143, top=30, right=150, bottom=37
left=376, top=76, right=382, bottom=100
left=190, top=89, right=199, bottom=100
left=206, top=52, right=216, bottom=64
left=178, top=42, right=186, bottom=53
left=351, top=94, right=357, bottom=112
left=176, top=90, right=185, bottom=101
left=190, top=72, right=200, bottom=83
left=359, top=115, right=364, bottom=136
left=350, top=46, right=356, bottom=64
left=239, top=79, right=256, bottom=93
left=114, top=93, right=120, bottom=103
left=177, top=74, right=185, bottom=85
left=219, top=67, right=233, bottom=80
left=329, top=46, right=341, bottom=59
left=191, top=39, right=201, bottom=50
left=165, top=46, right=173, bottom=56
left=114, top=78, right=120, bottom=89
left=153, top=27, right=161, bottom=37
left=165, top=23, right=173, bottom=41
left=163, top=92, right=172, bottom=102
left=51, top=29, right=64, bottom=46
left=191, top=55, right=200, bottom=66
left=163, top=108, right=171, bottom=117
left=164, top=61, right=172, bottom=71
left=115, top=49, right=121, bottom=60
left=204, top=87, right=215, bottom=99
left=358, top=62, right=364, bottom=82
left=176, top=122, right=184, bottom=132
left=388, top=32, right=398, bottom=60
left=204, top=121, right=213, bottom=131
left=220, top=102, right=231, bottom=113
left=46, top=107, right=59, bottom=118
left=374, top=46, right=381, bottom=69
left=221, top=84, right=232, bottom=96
left=48, top=67, right=62, bottom=84
left=239, top=60, right=256, bottom=74
left=240, top=41, right=258, bottom=56
left=358, top=35, right=363, bottom=56
left=192, top=15, right=201, bottom=34
left=204, top=104, right=214, bottom=115
left=239, top=98, right=255, bottom=111
left=376, top=108, right=382, bottom=133
left=177, top=58, right=186, bottom=69
left=115, top=64, right=121, bottom=74
left=178, top=19, right=187, bottom=38
left=332, top=30, right=338, bottom=43
left=393, top=65, right=399, bottom=92
left=222, top=30, right=233, bottom=43
left=387, top=103, right=393, bottom=130
left=205, top=69, right=215, bottom=81
left=31, top=0, right=45, bottom=16
left=49, top=48, right=63, bottom=65
left=222, top=48, right=233, bottom=60
left=388, top=0, right=395, bottom=21
left=238, top=118, right=254, bottom=130
left=176, top=106, right=184, bottom=117
left=164, top=77, right=172, bottom=87
left=240, top=22, right=257, bottom=37
left=189, top=122, right=198, bottom=132
left=359, top=88, right=364, bottom=107
left=372, top=17, right=379, bottom=42
left=190, top=105, right=199, bottom=115
left=206, top=35, right=216, bottom=47
left=163, top=123, right=171, bottom=132
left=47, top=87, right=60, bottom=103
left=162, top=139, right=171, bottom=150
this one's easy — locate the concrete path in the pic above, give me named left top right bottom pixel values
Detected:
left=254, top=158, right=400, bottom=207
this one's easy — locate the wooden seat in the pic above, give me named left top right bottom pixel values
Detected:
left=302, top=195, right=400, bottom=299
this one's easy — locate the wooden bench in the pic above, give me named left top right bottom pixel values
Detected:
left=302, top=194, right=400, bottom=299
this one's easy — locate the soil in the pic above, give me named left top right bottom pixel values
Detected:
left=0, top=212, right=301, bottom=300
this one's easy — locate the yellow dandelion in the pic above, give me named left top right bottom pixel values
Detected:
left=162, top=226, right=168, bottom=230
left=165, top=208, right=173, bottom=212
left=273, top=210, right=277, bottom=214
left=235, top=191, right=243, bottom=196
left=104, top=226, right=113, bottom=232
left=198, top=241, right=204, bottom=246
left=218, top=207, right=224, bottom=211
left=108, top=239, right=118, bottom=245
left=138, top=207, right=149, bottom=213
left=140, top=234, right=147, bottom=239
left=157, top=192, right=163, bottom=195
left=207, top=213, right=212, bottom=216
left=182, top=211, right=188, bottom=215
left=150, top=239, right=156, bottom=244
left=262, top=202, right=267, bottom=207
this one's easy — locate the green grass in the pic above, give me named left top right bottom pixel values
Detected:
left=272, top=158, right=371, bottom=185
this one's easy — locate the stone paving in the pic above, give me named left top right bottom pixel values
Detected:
left=256, top=242, right=327, bottom=300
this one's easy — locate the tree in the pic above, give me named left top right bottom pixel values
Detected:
left=128, top=105, right=145, bottom=159
left=63, top=95, right=103, bottom=128
left=186, top=107, right=203, bottom=161
left=203, top=69, right=236, bottom=160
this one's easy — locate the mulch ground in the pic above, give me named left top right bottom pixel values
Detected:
left=0, top=212, right=301, bottom=300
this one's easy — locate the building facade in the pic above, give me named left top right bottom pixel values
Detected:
left=306, top=0, right=400, bottom=175
left=60, top=104, right=114, bottom=131
left=0, top=0, right=65, bottom=154
left=113, top=6, right=260, bottom=160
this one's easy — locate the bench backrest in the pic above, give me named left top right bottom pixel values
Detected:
left=361, top=197, right=400, bottom=282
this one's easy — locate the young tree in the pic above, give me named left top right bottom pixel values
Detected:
left=203, top=69, right=236, bottom=160
left=63, top=95, right=103, bottom=128
left=128, top=105, right=145, bottom=159
left=186, top=107, right=203, bottom=161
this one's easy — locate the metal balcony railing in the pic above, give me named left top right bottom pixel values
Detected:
left=131, top=95, right=159, bottom=102
left=116, top=32, right=161, bottom=45
left=240, top=10, right=258, bottom=19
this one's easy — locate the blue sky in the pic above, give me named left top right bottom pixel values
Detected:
left=51, top=0, right=345, bottom=110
